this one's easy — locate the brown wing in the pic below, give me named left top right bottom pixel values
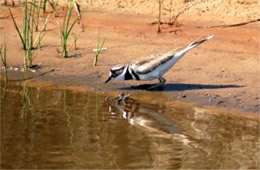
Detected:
left=132, top=48, right=182, bottom=74
left=132, top=54, right=161, bottom=74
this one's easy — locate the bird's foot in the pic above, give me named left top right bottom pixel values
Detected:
left=147, top=77, right=166, bottom=91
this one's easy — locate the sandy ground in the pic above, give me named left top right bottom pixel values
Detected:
left=0, top=0, right=259, bottom=114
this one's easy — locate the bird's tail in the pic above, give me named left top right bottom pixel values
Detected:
left=187, top=35, right=214, bottom=48
left=175, top=35, right=214, bottom=57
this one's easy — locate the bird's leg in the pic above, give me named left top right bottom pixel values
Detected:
left=148, top=77, right=166, bottom=90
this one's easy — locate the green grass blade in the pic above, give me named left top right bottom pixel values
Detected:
left=96, top=28, right=100, bottom=50
left=4, top=43, right=7, bottom=67
left=64, top=3, right=73, bottom=33
left=96, top=39, right=106, bottom=57
left=43, top=0, right=47, bottom=13
left=8, top=8, right=25, bottom=49
left=42, top=14, right=49, bottom=31
left=67, top=16, right=80, bottom=37
left=0, top=46, right=4, bottom=66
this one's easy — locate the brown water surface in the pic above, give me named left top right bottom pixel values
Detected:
left=1, top=81, right=259, bottom=169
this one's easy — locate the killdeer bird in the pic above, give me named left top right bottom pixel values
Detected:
left=105, top=35, right=213, bottom=90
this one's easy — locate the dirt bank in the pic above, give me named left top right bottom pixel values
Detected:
left=0, top=0, right=259, bottom=114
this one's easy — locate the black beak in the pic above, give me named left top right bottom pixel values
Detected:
left=105, top=76, right=112, bottom=84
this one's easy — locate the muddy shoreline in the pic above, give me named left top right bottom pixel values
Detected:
left=1, top=1, right=260, bottom=115
left=3, top=68, right=259, bottom=116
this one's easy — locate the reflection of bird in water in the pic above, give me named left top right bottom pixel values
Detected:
left=105, top=93, right=180, bottom=136
left=105, top=94, right=213, bottom=168
left=105, top=93, right=196, bottom=149
left=106, top=93, right=137, bottom=123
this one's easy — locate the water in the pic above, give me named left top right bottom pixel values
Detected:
left=1, top=81, right=259, bottom=169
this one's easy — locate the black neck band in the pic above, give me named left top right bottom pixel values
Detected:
left=124, top=66, right=133, bottom=80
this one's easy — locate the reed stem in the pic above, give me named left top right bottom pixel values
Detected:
left=93, top=28, right=105, bottom=66
left=0, top=43, right=8, bottom=82
left=158, top=0, right=162, bottom=33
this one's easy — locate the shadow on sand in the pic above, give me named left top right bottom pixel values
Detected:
left=120, top=83, right=243, bottom=91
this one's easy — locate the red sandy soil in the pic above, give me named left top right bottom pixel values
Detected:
left=0, top=0, right=259, bottom=114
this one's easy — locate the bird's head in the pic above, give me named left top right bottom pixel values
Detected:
left=105, top=65, right=127, bottom=84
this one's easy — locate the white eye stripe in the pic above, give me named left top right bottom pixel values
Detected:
left=111, top=66, right=124, bottom=71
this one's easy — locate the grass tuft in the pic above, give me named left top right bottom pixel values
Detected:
left=8, top=0, right=47, bottom=69
left=58, top=1, right=81, bottom=58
